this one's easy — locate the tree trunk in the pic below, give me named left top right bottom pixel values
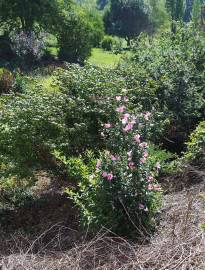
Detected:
left=126, top=37, right=131, bottom=47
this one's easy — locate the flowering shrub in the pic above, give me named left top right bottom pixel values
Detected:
left=10, top=31, right=46, bottom=65
left=65, top=94, right=162, bottom=236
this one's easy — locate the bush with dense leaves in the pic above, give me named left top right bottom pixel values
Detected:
left=184, top=121, right=205, bottom=166
left=58, top=12, right=94, bottom=63
left=0, top=68, right=14, bottom=94
left=56, top=64, right=128, bottom=152
left=101, top=35, right=115, bottom=51
left=61, top=95, right=161, bottom=236
left=118, top=24, right=205, bottom=146
left=0, top=90, right=68, bottom=178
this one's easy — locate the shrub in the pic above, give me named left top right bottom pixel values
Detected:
left=101, top=35, right=115, bottom=51
left=0, top=68, right=14, bottom=94
left=56, top=64, right=127, bottom=152
left=87, top=11, right=105, bottom=47
left=63, top=95, right=161, bottom=236
left=58, top=13, right=93, bottom=63
left=10, top=31, right=46, bottom=66
left=184, top=121, right=205, bottom=166
left=0, top=90, right=68, bottom=178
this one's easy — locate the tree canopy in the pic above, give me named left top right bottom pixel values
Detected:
left=104, top=0, right=150, bottom=45
left=0, top=0, right=70, bottom=32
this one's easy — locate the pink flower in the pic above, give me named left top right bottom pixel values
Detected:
left=123, top=123, right=133, bottom=132
left=139, top=203, right=145, bottom=210
left=107, top=173, right=113, bottom=181
left=122, top=118, right=128, bottom=125
left=143, top=151, right=149, bottom=158
left=111, top=155, right=120, bottom=161
left=147, top=176, right=154, bottom=182
left=130, top=118, right=136, bottom=125
left=139, top=142, right=148, bottom=149
left=144, top=112, right=151, bottom=121
left=96, top=159, right=102, bottom=169
left=116, top=106, right=125, bottom=113
left=104, top=123, right=111, bottom=128
left=127, top=150, right=132, bottom=157
left=140, top=158, right=146, bottom=164
left=124, top=96, right=129, bottom=102
left=128, top=162, right=136, bottom=170
left=124, top=113, right=130, bottom=118
left=148, top=184, right=153, bottom=191
left=134, top=134, right=141, bottom=143
left=121, top=113, right=130, bottom=125
left=156, top=162, right=161, bottom=169
left=116, top=96, right=121, bottom=101
left=102, top=172, right=108, bottom=178
left=153, top=185, right=161, bottom=191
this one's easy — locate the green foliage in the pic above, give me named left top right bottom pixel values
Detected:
left=56, top=63, right=127, bottom=152
left=148, top=144, right=178, bottom=175
left=0, top=90, right=67, bottom=177
left=0, top=0, right=68, bottom=32
left=0, top=68, right=14, bottom=94
left=165, top=0, right=185, bottom=31
left=192, top=0, right=202, bottom=25
left=58, top=12, right=93, bottom=63
left=62, top=96, right=161, bottom=235
left=120, top=25, right=205, bottom=143
left=104, top=0, right=150, bottom=45
left=0, top=175, right=35, bottom=209
left=184, top=121, right=205, bottom=165
left=165, top=0, right=185, bottom=21
left=148, top=0, right=169, bottom=30
left=85, top=10, right=105, bottom=47
left=101, top=35, right=115, bottom=51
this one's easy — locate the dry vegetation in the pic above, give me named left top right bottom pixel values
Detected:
left=1, top=172, right=205, bottom=270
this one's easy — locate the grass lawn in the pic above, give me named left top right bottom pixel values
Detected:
left=88, top=48, right=122, bottom=67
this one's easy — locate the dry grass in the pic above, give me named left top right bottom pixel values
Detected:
left=1, top=180, right=205, bottom=270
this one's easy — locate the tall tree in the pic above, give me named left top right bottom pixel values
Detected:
left=104, top=0, right=150, bottom=45
left=166, top=0, right=185, bottom=32
left=148, top=0, right=169, bottom=31
left=0, top=0, right=70, bottom=32
left=184, top=0, right=194, bottom=21
left=192, top=0, right=203, bottom=25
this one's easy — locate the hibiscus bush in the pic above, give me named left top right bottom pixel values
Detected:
left=64, top=94, right=162, bottom=236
